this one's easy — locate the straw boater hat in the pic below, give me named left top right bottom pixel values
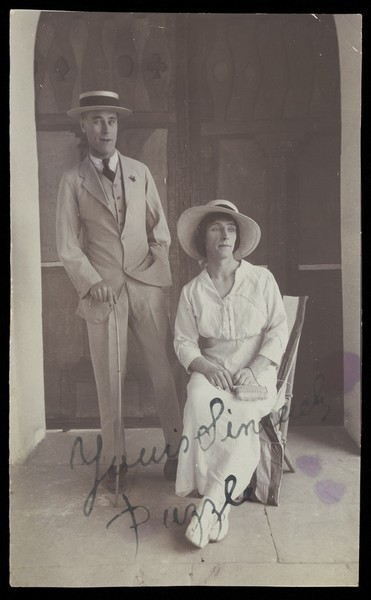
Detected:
left=177, top=199, right=261, bottom=261
left=67, top=91, right=132, bottom=118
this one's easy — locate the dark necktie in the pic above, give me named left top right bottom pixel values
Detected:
left=102, top=158, right=116, bottom=182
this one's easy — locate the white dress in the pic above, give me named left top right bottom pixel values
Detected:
left=174, top=260, right=288, bottom=506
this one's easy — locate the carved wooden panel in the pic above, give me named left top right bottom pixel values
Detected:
left=111, top=13, right=139, bottom=112
left=35, top=12, right=343, bottom=427
left=205, top=20, right=234, bottom=122
left=216, top=138, right=267, bottom=265
left=81, top=13, right=109, bottom=91
left=142, top=13, right=173, bottom=112
left=188, top=13, right=341, bottom=127
left=283, top=16, right=316, bottom=118
left=117, top=128, right=168, bottom=217
left=35, top=12, right=341, bottom=125
left=226, top=20, right=261, bottom=122
left=69, top=16, right=89, bottom=109
left=34, top=16, right=57, bottom=113
left=254, top=16, right=289, bottom=120
left=131, top=15, right=152, bottom=111
left=35, top=12, right=176, bottom=115
left=187, top=13, right=342, bottom=425
left=297, top=134, right=341, bottom=264
left=34, top=40, right=47, bottom=107
left=188, top=15, right=215, bottom=122
left=308, top=14, right=341, bottom=116
left=46, top=13, right=77, bottom=113
left=35, top=12, right=177, bottom=428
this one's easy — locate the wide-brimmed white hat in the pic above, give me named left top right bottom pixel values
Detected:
left=177, top=200, right=261, bottom=260
left=67, top=91, right=132, bottom=118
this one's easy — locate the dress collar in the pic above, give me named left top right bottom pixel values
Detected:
left=199, top=259, right=248, bottom=291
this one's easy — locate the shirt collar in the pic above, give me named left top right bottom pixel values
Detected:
left=89, top=150, right=119, bottom=172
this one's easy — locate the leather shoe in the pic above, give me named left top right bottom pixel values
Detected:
left=104, top=464, right=128, bottom=494
left=163, top=458, right=178, bottom=481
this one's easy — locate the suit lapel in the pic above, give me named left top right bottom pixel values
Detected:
left=119, top=154, right=141, bottom=210
left=80, top=157, right=115, bottom=216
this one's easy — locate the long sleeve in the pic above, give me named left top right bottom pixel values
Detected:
left=145, top=166, right=171, bottom=256
left=174, top=284, right=203, bottom=372
left=258, top=270, right=288, bottom=366
left=56, top=173, right=102, bottom=298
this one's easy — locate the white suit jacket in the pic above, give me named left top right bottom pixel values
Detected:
left=56, top=153, right=172, bottom=323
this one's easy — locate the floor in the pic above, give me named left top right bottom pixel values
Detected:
left=10, top=426, right=360, bottom=587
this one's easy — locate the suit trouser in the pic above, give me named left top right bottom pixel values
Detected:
left=86, top=276, right=183, bottom=465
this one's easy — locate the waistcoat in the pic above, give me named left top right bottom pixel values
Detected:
left=100, top=162, right=126, bottom=233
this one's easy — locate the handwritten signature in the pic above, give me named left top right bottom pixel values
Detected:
left=69, top=372, right=331, bottom=554
left=105, top=475, right=243, bottom=556
left=69, top=396, right=268, bottom=555
left=69, top=425, right=245, bottom=557
left=70, top=396, right=289, bottom=516
left=194, top=397, right=283, bottom=450
left=106, top=494, right=150, bottom=557
left=290, top=373, right=331, bottom=423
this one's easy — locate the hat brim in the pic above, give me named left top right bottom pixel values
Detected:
left=177, top=205, right=261, bottom=261
left=67, top=105, right=132, bottom=118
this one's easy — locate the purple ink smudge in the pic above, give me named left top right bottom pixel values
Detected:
left=320, top=351, right=360, bottom=395
left=343, top=352, right=361, bottom=394
left=296, top=455, right=322, bottom=477
left=315, top=479, right=345, bottom=503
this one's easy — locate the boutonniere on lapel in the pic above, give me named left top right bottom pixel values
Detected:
left=129, top=175, right=136, bottom=183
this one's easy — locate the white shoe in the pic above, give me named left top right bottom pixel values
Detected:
left=209, top=508, right=230, bottom=542
left=185, top=497, right=217, bottom=549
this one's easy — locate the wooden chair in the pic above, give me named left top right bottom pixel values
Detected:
left=244, top=295, right=308, bottom=506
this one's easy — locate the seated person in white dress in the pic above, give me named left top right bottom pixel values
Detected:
left=174, top=200, right=288, bottom=549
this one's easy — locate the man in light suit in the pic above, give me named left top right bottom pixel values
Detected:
left=56, top=91, right=182, bottom=492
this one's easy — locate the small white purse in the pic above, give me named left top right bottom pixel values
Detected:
left=233, top=384, right=268, bottom=402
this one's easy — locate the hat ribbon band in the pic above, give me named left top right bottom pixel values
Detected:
left=80, top=95, right=120, bottom=108
left=213, top=203, right=238, bottom=212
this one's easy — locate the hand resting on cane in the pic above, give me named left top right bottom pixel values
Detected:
left=89, top=280, right=117, bottom=307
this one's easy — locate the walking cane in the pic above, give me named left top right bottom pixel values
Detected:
left=113, top=304, right=122, bottom=507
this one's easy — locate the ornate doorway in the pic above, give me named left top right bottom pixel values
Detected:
left=35, top=12, right=342, bottom=429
